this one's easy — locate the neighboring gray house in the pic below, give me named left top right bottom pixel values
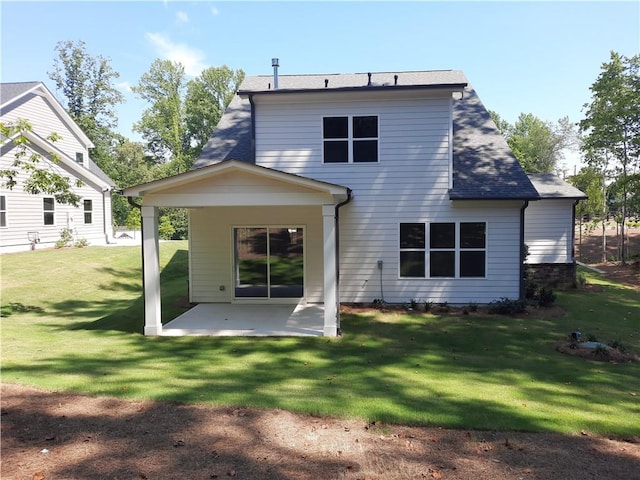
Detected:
left=124, top=67, right=583, bottom=337
left=1, top=82, right=116, bottom=253
left=525, top=173, right=587, bottom=284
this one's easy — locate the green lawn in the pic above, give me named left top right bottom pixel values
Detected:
left=1, top=242, right=638, bottom=436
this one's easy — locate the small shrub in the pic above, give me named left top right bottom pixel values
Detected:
left=409, top=298, right=419, bottom=310
left=55, top=228, right=74, bottom=248
left=438, top=302, right=450, bottom=313
left=467, top=302, right=478, bottom=312
left=574, top=271, right=587, bottom=288
left=371, top=298, right=386, bottom=309
left=74, top=238, right=89, bottom=248
left=423, top=301, right=433, bottom=313
left=586, top=333, right=599, bottom=342
left=488, top=298, right=527, bottom=315
left=537, top=287, right=556, bottom=307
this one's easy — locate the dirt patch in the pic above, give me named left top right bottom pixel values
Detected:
left=2, top=383, right=639, bottom=480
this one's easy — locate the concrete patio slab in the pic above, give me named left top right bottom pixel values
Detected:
left=162, top=302, right=324, bottom=336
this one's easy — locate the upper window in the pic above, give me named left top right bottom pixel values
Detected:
left=0, top=195, right=6, bottom=227
left=43, top=197, right=55, bottom=226
left=323, top=115, right=378, bottom=163
left=83, top=199, right=93, bottom=224
left=399, top=222, right=486, bottom=278
left=76, top=152, right=84, bottom=165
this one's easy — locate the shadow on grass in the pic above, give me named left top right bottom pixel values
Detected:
left=43, top=249, right=190, bottom=334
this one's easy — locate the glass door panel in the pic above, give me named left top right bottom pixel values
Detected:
left=234, top=227, right=268, bottom=297
left=234, top=227, right=304, bottom=299
left=269, top=228, right=304, bottom=298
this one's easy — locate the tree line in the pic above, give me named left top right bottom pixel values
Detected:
left=490, top=52, right=639, bottom=264
left=1, top=42, right=638, bottom=262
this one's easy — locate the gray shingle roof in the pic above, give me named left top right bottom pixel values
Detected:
left=450, top=86, right=539, bottom=200
left=194, top=95, right=253, bottom=168
left=527, top=173, right=587, bottom=199
left=194, top=71, right=539, bottom=201
left=238, top=70, right=468, bottom=93
left=1, top=82, right=41, bottom=109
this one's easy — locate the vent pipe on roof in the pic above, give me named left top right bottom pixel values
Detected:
left=367, top=72, right=372, bottom=86
left=325, top=79, right=329, bottom=88
left=272, top=58, right=279, bottom=89
left=394, top=75, right=398, bottom=86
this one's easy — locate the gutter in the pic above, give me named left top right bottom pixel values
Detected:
left=334, top=189, right=353, bottom=335
left=520, top=200, right=529, bottom=301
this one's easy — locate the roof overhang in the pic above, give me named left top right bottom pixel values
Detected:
left=1, top=130, right=112, bottom=191
left=122, top=160, right=351, bottom=208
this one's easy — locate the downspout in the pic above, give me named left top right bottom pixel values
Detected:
left=519, top=200, right=529, bottom=301
left=571, top=199, right=580, bottom=280
left=248, top=94, right=256, bottom=162
left=334, top=189, right=353, bottom=335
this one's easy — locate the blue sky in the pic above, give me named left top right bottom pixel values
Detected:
left=2, top=1, right=639, bottom=173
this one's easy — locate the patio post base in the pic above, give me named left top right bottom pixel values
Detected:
left=144, top=325, right=163, bottom=336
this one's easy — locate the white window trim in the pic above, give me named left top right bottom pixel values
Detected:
left=399, top=221, right=488, bottom=279
left=0, top=194, right=7, bottom=228
left=322, top=114, right=380, bottom=164
left=83, top=199, right=93, bottom=224
left=43, top=197, right=55, bottom=226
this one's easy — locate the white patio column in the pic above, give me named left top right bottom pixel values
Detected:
left=141, top=206, right=162, bottom=336
left=322, top=204, right=338, bottom=337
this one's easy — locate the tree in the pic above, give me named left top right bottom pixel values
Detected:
left=48, top=40, right=124, bottom=143
left=489, top=110, right=512, bottom=137
left=507, top=113, right=575, bottom=174
left=579, top=51, right=640, bottom=264
left=490, top=111, right=576, bottom=174
left=132, top=59, right=188, bottom=173
left=568, top=166, right=605, bottom=261
left=0, top=119, right=82, bottom=206
left=185, top=65, right=245, bottom=159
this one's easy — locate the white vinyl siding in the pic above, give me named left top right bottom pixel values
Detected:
left=525, top=199, right=574, bottom=263
left=189, top=206, right=324, bottom=304
left=1, top=85, right=112, bottom=252
left=2, top=91, right=88, bottom=157
left=0, top=147, right=108, bottom=251
left=252, top=94, right=523, bottom=304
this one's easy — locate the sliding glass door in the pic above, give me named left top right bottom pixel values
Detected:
left=234, top=227, right=304, bottom=299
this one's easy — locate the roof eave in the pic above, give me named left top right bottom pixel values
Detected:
left=238, top=83, right=468, bottom=97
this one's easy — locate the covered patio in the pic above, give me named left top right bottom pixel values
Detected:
left=123, top=160, right=351, bottom=337
left=162, top=302, right=324, bottom=336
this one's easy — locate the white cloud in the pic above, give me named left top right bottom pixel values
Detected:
left=145, top=32, right=207, bottom=77
left=210, top=6, right=219, bottom=16
left=176, top=11, right=189, bottom=25
left=116, top=81, right=132, bottom=93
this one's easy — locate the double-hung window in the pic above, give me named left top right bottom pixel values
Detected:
left=0, top=195, right=6, bottom=227
left=75, top=152, right=84, bottom=165
left=43, top=197, right=55, bottom=225
left=83, top=199, right=93, bottom=224
left=400, top=222, right=486, bottom=278
left=323, top=115, right=378, bottom=163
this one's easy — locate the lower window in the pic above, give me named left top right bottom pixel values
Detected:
left=399, top=222, right=486, bottom=278
left=43, top=197, right=55, bottom=225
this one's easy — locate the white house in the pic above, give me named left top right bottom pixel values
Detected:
left=124, top=66, right=583, bottom=337
left=0, top=82, right=116, bottom=253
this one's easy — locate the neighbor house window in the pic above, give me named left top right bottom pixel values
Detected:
left=75, top=152, right=84, bottom=165
left=323, top=115, right=378, bottom=163
left=400, top=222, right=486, bottom=278
left=0, top=195, right=6, bottom=227
left=83, top=199, right=93, bottom=224
left=43, top=197, right=55, bottom=225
